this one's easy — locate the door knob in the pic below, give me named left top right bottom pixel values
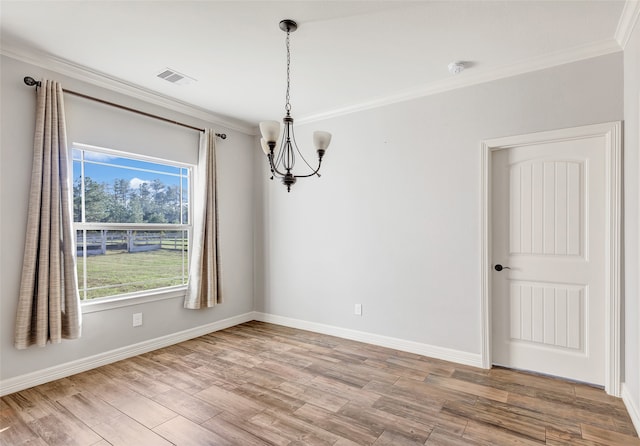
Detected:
left=494, top=264, right=511, bottom=271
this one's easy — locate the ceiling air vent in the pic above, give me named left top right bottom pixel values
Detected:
left=156, top=68, right=196, bottom=86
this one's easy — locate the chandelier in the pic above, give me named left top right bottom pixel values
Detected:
left=259, top=19, right=332, bottom=192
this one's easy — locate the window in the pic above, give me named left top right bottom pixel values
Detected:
left=72, top=144, right=192, bottom=301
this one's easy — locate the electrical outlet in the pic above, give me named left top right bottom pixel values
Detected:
left=354, top=304, right=362, bottom=316
left=132, top=312, right=143, bottom=327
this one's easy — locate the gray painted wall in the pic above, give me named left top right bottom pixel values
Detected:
left=0, top=55, right=256, bottom=381
left=623, top=20, right=640, bottom=422
left=256, top=53, right=624, bottom=355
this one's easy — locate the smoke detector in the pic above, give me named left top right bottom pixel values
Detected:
left=156, top=68, right=197, bottom=85
left=448, top=61, right=465, bottom=75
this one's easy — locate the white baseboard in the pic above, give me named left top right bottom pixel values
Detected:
left=0, top=311, right=254, bottom=397
left=622, top=383, right=640, bottom=436
left=1, top=311, right=484, bottom=397
left=253, top=312, right=483, bottom=368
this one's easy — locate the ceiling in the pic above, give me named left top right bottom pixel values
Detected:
left=0, top=1, right=631, bottom=130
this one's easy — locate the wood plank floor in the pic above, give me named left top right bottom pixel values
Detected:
left=1, top=321, right=638, bottom=445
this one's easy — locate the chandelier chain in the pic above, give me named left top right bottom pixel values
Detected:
left=285, top=30, right=291, bottom=112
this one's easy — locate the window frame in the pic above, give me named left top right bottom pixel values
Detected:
left=72, top=143, right=194, bottom=310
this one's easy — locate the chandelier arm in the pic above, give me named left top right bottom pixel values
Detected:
left=294, top=159, right=323, bottom=178
left=290, top=128, right=318, bottom=174
left=286, top=126, right=296, bottom=170
left=285, top=142, right=296, bottom=171
left=271, top=135, right=289, bottom=174
left=268, top=153, right=287, bottom=178
left=267, top=158, right=278, bottom=178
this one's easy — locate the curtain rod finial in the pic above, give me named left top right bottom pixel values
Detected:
left=24, top=76, right=41, bottom=87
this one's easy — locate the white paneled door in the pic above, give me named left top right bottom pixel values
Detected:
left=491, top=131, right=609, bottom=385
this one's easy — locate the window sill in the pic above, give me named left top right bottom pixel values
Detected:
left=81, top=286, right=187, bottom=313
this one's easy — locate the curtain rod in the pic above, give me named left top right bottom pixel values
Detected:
left=23, top=76, right=227, bottom=140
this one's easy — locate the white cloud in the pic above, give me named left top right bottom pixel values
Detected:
left=129, top=177, right=150, bottom=189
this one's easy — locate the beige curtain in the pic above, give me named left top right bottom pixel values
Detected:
left=15, top=80, right=82, bottom=349
left=184, top=129, right=222, bottom=309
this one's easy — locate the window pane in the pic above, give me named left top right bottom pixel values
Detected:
left=74, top=150, right=189, bottom=224
left=76, top=229, right=188, bottom=300
left=73, top=147, right=192, bottom=301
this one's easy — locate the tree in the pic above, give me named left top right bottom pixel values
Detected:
left=107, top=179, right=130, bottom=222
left=128, top=193, right=144, bottom=223
left=75, top=176, right=184, bottom=224
left=74, top=177, right=109, bottom=222
left=163, top=185, right=181, bottom=223
left=139, top=182, right=153, bottom=221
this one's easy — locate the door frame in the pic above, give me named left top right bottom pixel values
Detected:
left=480, top=122, right=622, bottom=396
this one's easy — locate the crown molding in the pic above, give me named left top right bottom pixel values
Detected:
left=615, top=0, right=640, bottom=49
left=2, top=34, right=623, bottom=131
left=297, top=38, right=622, bottom=125
left=0, top=42, right=256, bottom=135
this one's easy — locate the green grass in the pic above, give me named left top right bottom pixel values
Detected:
left=78, top=249, right=187, bottom=300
